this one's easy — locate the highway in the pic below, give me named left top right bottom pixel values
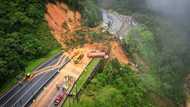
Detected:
left=0, top=52, right=70, bottom=107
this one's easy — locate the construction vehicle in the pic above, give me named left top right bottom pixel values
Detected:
left=63, top=75, right=75, bottom=89
left=72, top=49, right=84, bottom=64
left=73, top=54, right=84, bottom=64
left=87, top=50, right=109, bottom=59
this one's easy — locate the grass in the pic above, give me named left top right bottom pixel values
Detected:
left=0, top=78, right=17, bottom=96
left=63, top=58, right=101, bottom=107
left=0, top=48, right=62, bottom=95
left=71, top=58, right=101, bottom=95
left=25, top=48, right=62, bottom=73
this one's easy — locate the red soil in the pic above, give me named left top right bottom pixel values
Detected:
left=45, top=3, right=81, bottom=46
left=111, top=41, right=129, bottom=65
left=45, top=2, right=129, bottom=65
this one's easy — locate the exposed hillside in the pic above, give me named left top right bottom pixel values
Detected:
left=45, top=2, right=81, bottom=46
left=1, top=0, right=189, bottom=107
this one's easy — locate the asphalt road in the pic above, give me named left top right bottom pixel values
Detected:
left=0, top=53, right=70, bottom=107
left=35, top=52, right=63, bottom=71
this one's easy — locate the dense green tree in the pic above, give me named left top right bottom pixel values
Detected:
left=70, top=60, right=155, bottom=107
left=63, top=0, right=102, bottom=27
left=0, top=0, right=58, bottom=85
left=100, top=0, right=190, bottom=105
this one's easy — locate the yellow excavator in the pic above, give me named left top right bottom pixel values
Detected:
left=72, top=49, right=84, bottom=64
left=73, top=54, right=84, bottom=64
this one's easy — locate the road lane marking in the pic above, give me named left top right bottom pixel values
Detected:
left=11, top=73, right=48, bottom=107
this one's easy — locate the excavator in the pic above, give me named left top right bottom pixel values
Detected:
left=73, top=54, right=84, bottom=64
left=72, top=49, right=84, bottom=64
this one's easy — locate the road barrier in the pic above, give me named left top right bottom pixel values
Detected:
left=0, top=84, right=22, bottom=105
left=0, top=51, right=63, bottom=105
left=14, top=70, right=58, bottom=107
left=34, top=51, right=63, bottom=71
left=61, top=58, right=102, bottom=106
left=0, top=54, right=70, bottom=107
left=13, top=58, right=70, bottom=107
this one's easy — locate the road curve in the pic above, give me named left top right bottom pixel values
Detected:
left=0, top=53, right=70, bottom=107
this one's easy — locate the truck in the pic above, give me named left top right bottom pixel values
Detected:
left=87, top=50, right=109, bottom=59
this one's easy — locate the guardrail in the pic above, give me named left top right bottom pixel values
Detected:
left=61, top=58, right=102, bottom=106
left=34, top=51, right=63, bottom=71
left=0, top=84, right=22, bottom=105
left=0, top=51, right=63, bottom=103
left=73, top=58, right=102, bottom=95
left=0, top=56, right=70, bottom=107
left=13, top=57, right=70, bottom=107
left=14, top=70, right=58, bottom=107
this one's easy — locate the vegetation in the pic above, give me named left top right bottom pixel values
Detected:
left=63, top=0, right=102, bottom=27
left=25, top=48, right=61, bottom=74
left=99, top=0, right=190, bottom=105
left=1, top=0, right=189, bottom=106
left=124, top=12, right=190, bottom=106
left=0, top=78, right=17, bottom=95
left=70, top=58, right=101, bottom=95
left=0, top=48, right=61, bottom=95
left=65, top=30, right=109, bottom=49
left=0, top=0, right=59, bottom=92
left=64, top=60, right=155, bottom=107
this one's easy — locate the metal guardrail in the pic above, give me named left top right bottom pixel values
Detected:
left=13, top=57, right=70, bottom=107
left=0, top=83, right=21, bottom=105
left=13, top=59, right=70, bottom=107
left=0, top=51, right=63, bottom=104
left=13, top=70, right=58, bottom=107
left=72, top=58, right=102, bottom=95
left=34, top=51, right=64, bottom=71
left=61, top=58, right=102, bottom=106
left=0, top=55, right=70, bottom=107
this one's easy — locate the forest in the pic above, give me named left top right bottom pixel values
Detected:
left=0, top=0, right=102, bottom=92
left=63, top=0, right=190, bottom=106
left=0, top=0, right=190, bottom=107
left=62, top=0, right=102, bottom=27
left=64, top=60, right=155, bottom=107
left=99, top=0, right=190, bottom=106
left=0, top=0, right=59, bottom=89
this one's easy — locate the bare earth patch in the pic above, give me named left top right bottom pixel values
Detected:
left=110, top=41, right=129, bottom=65
left=45, top=2, right=81, bottom=46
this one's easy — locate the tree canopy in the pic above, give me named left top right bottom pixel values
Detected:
left=0, top=0, right=59, bottom=84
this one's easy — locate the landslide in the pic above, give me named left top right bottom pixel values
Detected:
left=45, top=2, right=81, bottom=46
left=45, top=1, right=130, bottom=66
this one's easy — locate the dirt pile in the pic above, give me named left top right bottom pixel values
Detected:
left=110, top=41, right=129, bottom=65
left=45, top=2, right=81, bottom=46
left=45, top=2, right=130, bottom=66
left=82, top=41, right=129, bottom=65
